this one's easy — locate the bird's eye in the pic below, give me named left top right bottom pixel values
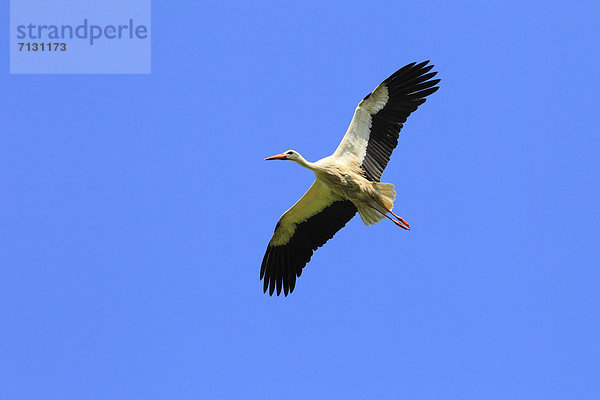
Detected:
left=287, top=151, right=293, bottom=155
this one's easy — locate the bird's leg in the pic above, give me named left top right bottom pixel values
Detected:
left=371, top=198, right=410, bottom=229
left=367, top=204, right=410, bottom=230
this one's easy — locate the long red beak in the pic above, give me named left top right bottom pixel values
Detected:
left=264, top=153, right=288, bottom=160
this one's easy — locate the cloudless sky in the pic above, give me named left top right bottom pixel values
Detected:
left=2, top=1, right=600, bottom=399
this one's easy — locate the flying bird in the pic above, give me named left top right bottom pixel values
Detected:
left=261, top=61, right=440, bottom=296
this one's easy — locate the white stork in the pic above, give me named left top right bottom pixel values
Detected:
left=261, top=61, right=440, bottom=296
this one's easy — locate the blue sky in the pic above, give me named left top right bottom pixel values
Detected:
left=2, top=1, right=599, bottom=398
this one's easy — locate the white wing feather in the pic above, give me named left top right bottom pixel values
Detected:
left=332, top=84, right=389, bottom=164
left=270, top=180, right=338, bottom=246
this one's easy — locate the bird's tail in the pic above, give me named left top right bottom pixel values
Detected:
left=375, top=182, right=396, bottom=210
left=356, top=182, right=396, bottom=226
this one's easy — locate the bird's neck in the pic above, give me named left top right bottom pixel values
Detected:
left=295, top=156, right=317, bottom=171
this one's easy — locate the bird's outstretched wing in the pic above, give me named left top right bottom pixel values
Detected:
left=333, top=61, right=440, bottom=182
left=261, top=181, right=357, bottom=296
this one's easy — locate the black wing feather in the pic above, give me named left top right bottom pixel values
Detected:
left=361, top=61, right=440, bottom=182
left=260, top=200, right=357, bottom=296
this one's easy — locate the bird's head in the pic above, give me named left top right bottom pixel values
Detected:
left=264, top=149, right=300, bottom=161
